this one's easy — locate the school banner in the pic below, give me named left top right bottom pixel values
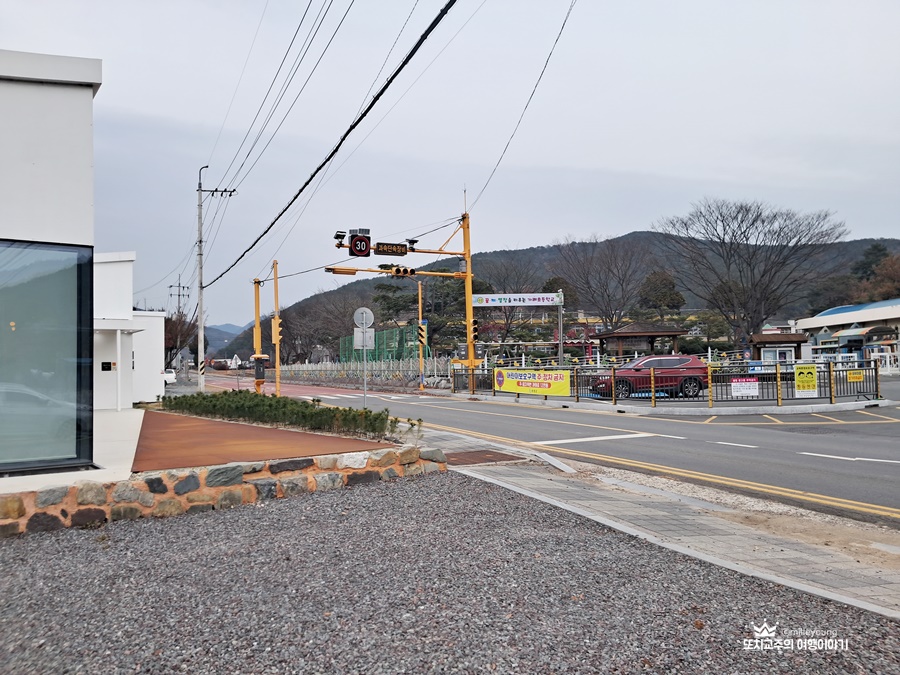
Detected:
left=494, top=369, right=571, bottom=396
left=472, top=293, right=563, bottom=307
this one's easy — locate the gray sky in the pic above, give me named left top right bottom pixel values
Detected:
left=4, top=0, right=899, bottom=325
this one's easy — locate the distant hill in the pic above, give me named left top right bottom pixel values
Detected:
left=208, top=322, right=250, bottom=335
left=205, top=326, right=240, bottom=355
left=210, top=232, right=900, bottom=358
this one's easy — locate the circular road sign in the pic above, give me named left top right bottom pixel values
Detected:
left=349, top=234, right=371, bottom=257
left=354, top=307, right=374, bottom=328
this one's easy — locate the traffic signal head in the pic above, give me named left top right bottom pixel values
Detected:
left=471, top=318, right=479, bottom=341
left=271, top=316, right=282, bottom=345
left=391, top=266, right=416, bottom=277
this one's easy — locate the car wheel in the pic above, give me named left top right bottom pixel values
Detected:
left=614, top=380, right=632, bottom=399
left=680, top=378, right=702, bottom=398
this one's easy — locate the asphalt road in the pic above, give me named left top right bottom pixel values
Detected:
left=201, top=373, right=900, bottom=525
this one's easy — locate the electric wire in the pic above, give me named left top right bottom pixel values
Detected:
left=207, top=0, right=271, bottom=165
left=470, top=0, right=578, bottom=210
left=205, top=0, right=460, bottom=289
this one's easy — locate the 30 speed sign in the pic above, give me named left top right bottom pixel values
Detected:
left=349, top=234, right=371, bottom=257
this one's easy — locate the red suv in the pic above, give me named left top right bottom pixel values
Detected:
left=590, top=355, right=709, bottom=398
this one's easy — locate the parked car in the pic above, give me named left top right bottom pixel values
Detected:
left=590, top=355, right=709, bottom=398
left=163, top=369, right=177, bottom=385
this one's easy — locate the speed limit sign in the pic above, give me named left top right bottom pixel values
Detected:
left=349, top=234, right=371, bottom=257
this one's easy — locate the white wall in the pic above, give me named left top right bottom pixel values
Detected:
left=0, top=50, right=101, bottom=247
left=94, top=252, right=136, bottom=319
left=93, top=331, right=134, bottom=411
left=132, top=312, right=166, bottom=403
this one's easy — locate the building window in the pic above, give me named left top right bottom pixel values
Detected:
left=0, top=240, right=92, bottom=472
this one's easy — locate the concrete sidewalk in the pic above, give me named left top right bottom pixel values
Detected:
left=441, top=443, right=900, bottom=620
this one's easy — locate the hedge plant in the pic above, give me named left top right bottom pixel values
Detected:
left=162, top=389, right=395, bottom=438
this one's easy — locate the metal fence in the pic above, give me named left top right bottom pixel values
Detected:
left=276, top=356, right=453, bottom=388
left=452, top=360, right=882, bottom=407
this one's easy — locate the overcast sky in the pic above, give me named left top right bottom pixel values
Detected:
left=4, top=1, right=899, bottom=326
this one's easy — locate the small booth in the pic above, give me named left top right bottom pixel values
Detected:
left=592, top=322, right=688, bottom=357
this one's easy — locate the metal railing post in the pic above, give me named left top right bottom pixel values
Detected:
left=650, top=368, right=656, bottom=408
left=829, top=361, right=836, bottom=405
left=776, top=363, right=782, bottom=406
left=707, top=365, right=714, bottom=408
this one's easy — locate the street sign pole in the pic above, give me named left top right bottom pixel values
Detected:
left=354, top=307, right=374, bottom=409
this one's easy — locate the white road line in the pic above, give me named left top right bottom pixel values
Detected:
left=710, top=441, right=758, bottom=448
left=799, top=452, right=900, bottom=464
left=655, top=434, right=687, bottom=440
left=539, top=433, right=655, bottom=445
left=315, top=395, right=341, bottom=400
left=333, top=394, right=358, bottom=399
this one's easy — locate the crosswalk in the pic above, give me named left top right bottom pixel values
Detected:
left=294, top=393, right=428, bottom=401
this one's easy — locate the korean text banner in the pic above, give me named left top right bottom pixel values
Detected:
left=494, top=369, right=571, bottom=396
left=472, top=293, right=563, bottom=307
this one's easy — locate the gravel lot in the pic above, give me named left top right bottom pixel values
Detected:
left=1, top=473, right=897, bottom=674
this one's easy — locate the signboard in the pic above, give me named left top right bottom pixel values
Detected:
left=730, top=376, right=759, bottom=398
left=349, top=234, right=371, bottom=257
left=472, top=293, right=563, bottom=307
left=847, top=370, right=865, bottom=383
left=375, top=242, right=408, bottom=256
left=794, top=364, right=818, bottom=398
left=353, top=327, right=375, bottom=350
left=494, top=369, right=571, bottom=397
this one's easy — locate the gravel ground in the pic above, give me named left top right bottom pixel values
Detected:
left=1, top=473, right=897, bottom=674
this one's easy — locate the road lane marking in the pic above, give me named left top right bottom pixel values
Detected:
left=425, top=422, right=900, bottom=520
left=799, top=452, right=900, bottom=464
left=538, top=433, right=655, bottom=444
left=811, top=413, right=845, bottom=423
left=710, top=441, right=758, bottom=448
left=702, top=416, right=718, bottom=424
left=855, top=410, right=900, bottom=421
left=762, top=415, right=785, bottom=424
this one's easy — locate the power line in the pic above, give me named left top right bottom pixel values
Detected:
left=470, top=0, right=578, bottom=210
left=206, top=0, right=461, bottom=289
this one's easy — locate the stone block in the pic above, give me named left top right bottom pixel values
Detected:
left=268, top=458, right=314, bottom=474
left=314, top=473, right=344, bottom=491
left=280, top=476, right=310, bottom=497
left=336, top=453, right=369, bottom=470
left=397, top=445, right=420, bottom=465
left=76, top=482, right=107, bottom=506
left=423, top=461, right=441, bottom=474
left=174, top=473, right=201, bottom=496
left=111, top=505, right=142, bottom=522
left=0, top=495, right=26, bottom=520
left=314, top=455, right=338, bottom=470
left=346, top=471, right=380, bottom=487
left=27, top=513, right=64, bottom=533
left=419, top=448, right=447, bottom=463
left=71, top=508, right=107, bottom=528
left=381, top=467, right=400, bottom=480
left=144, top=476, right=168, bottom=494
left=368, top=449, right=398, bottom=467
left=151, top=499, right=185, bottom=518
left=35, top=486, right=69, bottom=509
left=0, top=522, right=21, bottom=538
left=404, top=462, right=424, bottom=477
left=112, top=483, right=154, bottom=507
left=216, top=490, right=243, bottom=510
left=241, top=462, right=265, bottom=474
left=187, top=504, right=214, bottom=515
left=206, top=466, right=244, bottom=487
left=186, top=493, right=214, bottom=503
left=248, top=478, right=278, bottom=500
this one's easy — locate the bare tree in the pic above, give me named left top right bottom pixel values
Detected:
left=551, top=235, right=649, bottom=331
left=476, top=254, right=542, bottom=342
left=164, top=311, right=197, bottom=368
left=655, top=198, right=848, bottom=341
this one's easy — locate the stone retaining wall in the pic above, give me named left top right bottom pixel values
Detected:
left=0, top=446, right=446, bottom=537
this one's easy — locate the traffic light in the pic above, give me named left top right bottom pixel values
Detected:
left=391, top=266, right=416, bottom=277
left=417, top=322, right=427, bottom=345
left=271, top=316, right=282, bottom=345
left=471, top=318, right=479, bottom=342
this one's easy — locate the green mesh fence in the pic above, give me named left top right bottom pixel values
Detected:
left=339, top=325, right=430, bottom=363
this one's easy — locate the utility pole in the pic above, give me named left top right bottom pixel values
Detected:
left=196, top=166, right=236, bottom=392
left=168, top=274, right=190, bottom=315
left=272, top=260, right=282, bottom=397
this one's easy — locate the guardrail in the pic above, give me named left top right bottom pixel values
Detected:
left=452, top=360, right=882, bottom=407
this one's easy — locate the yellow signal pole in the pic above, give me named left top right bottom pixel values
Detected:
left=252, top=278, right=266, bottom=394
left=272, top=260, right=281, bottom=397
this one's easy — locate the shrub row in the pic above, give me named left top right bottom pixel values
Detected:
left=161, top=390, right=396, bottom=438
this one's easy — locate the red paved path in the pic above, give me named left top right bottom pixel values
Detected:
left=132, top=411, right=394, bottom=472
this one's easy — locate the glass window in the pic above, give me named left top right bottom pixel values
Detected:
left=0, top=240, right=92, bottom=470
